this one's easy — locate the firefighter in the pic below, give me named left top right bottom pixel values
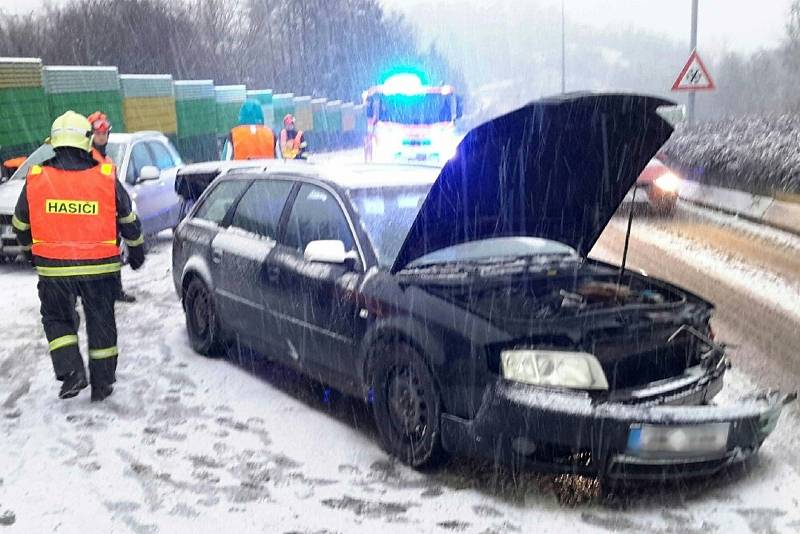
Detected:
left=221, top=99, right=276, bottom=160
left=279, top=114, right=307, bottom=159
left=11, top=111, right=145, bottom=402
left=87, top=111, right=137, bottom=303
left=87, top=111, right=113, bottom=166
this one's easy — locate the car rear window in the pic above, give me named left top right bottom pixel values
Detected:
left=193, top=180, right=250, bottom=225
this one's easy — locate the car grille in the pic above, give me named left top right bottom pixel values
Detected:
left=0, top=215, right=11, bottom=226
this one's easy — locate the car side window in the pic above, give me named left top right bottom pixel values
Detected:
left=283, top=184, right=355, bottom=254
left=193, top=180, right=250, bottom=225
left=126, top=142, right=155, bottom=184
left=230, top=180, right=293, bottom=239
left=148, top=141, right=177, bottom=170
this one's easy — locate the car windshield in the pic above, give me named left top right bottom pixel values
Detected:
left=378, top=93, right=454, bottom=124
left=408, top=237, right=578, bottom=268
left=348, top=185, right=431, bottom=267
left=9, top=142, right=125, bottom=181
left=9, top=144, right=54, bottom=180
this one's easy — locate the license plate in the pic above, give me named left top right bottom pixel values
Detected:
left=627, top=422, right=730, bottom=458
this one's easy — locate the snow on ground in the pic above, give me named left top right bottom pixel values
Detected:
left=1, top=235, right=800, bottom=533
left=606, top=214, right=800, bottom=323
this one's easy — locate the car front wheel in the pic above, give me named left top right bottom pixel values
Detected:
left=183, top=277, right=224, bottom=357
left=371, top=342, right=447, bottom=469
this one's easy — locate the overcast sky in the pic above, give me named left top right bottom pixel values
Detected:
left=386, top=0, right=792, bottom=55
left=1, top=0, right=793, bottom=55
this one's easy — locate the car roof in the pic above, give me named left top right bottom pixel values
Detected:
left=219, top=160, right=441, bottom=190
left=315, top=163, right=441, bottom=190
left=108, top=131, right=167, bottom=143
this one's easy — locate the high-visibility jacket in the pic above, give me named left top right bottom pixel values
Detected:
left=230, top=125, right=276, bottom=160
left=26, top=163, right=119, bottom=261
left=281, top=129, right=305, bottom=159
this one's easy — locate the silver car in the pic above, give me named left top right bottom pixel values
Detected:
left=0, top=131, right=185, bottom=260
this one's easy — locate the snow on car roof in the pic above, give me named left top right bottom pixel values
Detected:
left=181, top=159, right=440, bottom=190
left=108, top=131, right=167, bottom=142
left=316, top=163, right=440, bottom=190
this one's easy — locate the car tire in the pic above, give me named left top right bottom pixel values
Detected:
left=370, top=342, right=448, bottom=469
left=183, top=277, right=225, bottom=357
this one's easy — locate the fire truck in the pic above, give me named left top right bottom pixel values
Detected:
left=364, top=72, right=463, bottom=163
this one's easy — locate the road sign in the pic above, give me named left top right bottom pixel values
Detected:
left=672, top=50, right=715, bottom=91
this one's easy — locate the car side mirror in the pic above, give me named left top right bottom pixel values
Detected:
left=138, top=165, right=160, bottom=182
left=304, top=240, right=358, bottom=270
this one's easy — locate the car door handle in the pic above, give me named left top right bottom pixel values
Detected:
left=212, top=250, right=223, bottom=264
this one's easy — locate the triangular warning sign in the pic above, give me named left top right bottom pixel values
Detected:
left=672, top=50, right=715, bottom=91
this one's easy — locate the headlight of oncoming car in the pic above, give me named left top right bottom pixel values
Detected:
left=500, top=350, right=609, bottom=390
left=654, top=172, right=681, bottom=193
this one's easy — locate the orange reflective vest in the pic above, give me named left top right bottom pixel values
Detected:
left=230, top=125, right=276, bottom=160
left=26, top=163, right=119, bottom=261
left=281, top=130, right=305, bottom=159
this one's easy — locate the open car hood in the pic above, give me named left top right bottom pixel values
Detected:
left=391, top=93, right=675, bottom=272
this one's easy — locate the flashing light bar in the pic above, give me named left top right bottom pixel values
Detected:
left=381, top=73, right=424, bottom=95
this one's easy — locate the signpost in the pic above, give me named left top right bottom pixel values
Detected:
left=672, top=50, right=715, bottom=92
left=672, top=0, right=717, bottom=125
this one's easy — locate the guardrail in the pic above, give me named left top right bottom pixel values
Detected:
left=679, top=181, right=800, bottom=236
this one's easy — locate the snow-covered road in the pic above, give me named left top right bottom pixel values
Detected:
left=1, top=192, right=800, bottom=533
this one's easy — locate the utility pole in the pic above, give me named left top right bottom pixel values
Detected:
left=561, top=0, right=566, bottom=93
left=688, top=0, right=698, bottom=125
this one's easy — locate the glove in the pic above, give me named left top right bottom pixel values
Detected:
left=128, top=245, right=145, bottom=271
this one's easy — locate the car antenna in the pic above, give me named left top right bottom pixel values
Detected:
left=617, top=182, right=638, bottom=289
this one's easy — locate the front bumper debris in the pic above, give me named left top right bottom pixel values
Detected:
left=440, top=377, right=795, bottom=481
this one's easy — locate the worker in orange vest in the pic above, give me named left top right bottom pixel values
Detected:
left=280, top=114, right=307, bottom=159
left=87, top=111, right=137, bottom=303
left=221, top=99, right=276, bottom=160
left=12, top=111, right=145, bottom=401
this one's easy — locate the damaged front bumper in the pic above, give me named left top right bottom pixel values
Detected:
left=441, top=373, right=795, bottom=481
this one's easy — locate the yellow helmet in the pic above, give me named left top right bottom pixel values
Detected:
left=49, top=111, right=92, bottom=152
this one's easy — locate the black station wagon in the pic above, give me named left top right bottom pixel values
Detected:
left=172, top=93, right=791, bottom=480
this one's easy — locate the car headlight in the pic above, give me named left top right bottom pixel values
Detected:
left=654, top=172, right=681, bottom=193
left=500, top=350, right=609, bottom=390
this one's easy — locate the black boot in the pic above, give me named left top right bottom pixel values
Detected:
left=59, top=372, right=88, bottom=399
left=90, top=384, right=114, bottom=402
